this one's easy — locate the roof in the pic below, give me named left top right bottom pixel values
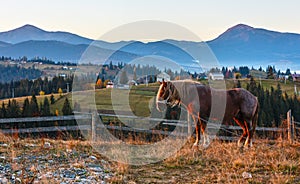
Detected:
left=209, top=73, right=224, bottom=77
left=157, top=72, right=170, bottom=77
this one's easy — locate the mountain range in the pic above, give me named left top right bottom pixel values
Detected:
left=0, top=24, right=300, bottom=71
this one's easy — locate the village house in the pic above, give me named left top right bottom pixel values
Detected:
left=156, top=72, right=170, bottom=82
left=208, top=72, right=224, bottom=80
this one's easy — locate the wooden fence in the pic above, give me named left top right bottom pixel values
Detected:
left=0, top=111, right=299, bottom=143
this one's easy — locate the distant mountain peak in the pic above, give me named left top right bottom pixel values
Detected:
left=228, top=24, right=254, bottom=31
left=12, top=24, right=45, bottom=33
left=0, top=24, right=92, bottom=45
left=211, top=23, right=256, bottom=42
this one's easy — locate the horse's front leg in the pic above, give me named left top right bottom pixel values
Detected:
left=200, top=121, right=209, bottom=148
left=191, top=114, right=201, bottom=148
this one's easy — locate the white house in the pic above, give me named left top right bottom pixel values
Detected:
left=156, top=72, right=171, bottom=82
left=106, top=81, right=114, bottom=88
left=208, top=73, right=224, bottom=80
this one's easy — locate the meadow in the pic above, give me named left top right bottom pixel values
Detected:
left=0, top=79, right=300, bottom=183
left=0, top=134, right=299, bottom=183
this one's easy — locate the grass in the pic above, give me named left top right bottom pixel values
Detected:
left=109, top=139, right=300, bottom=183
left=0, top=79, right=300, bottom=183
left=54, top=86, right=156, bottom=117
left=1, top=131, right=299, bottom=183
left=0, top=93, right=63, bottom=105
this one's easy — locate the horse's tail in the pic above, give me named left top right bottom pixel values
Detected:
left=252, top=98, right=259, bottom=136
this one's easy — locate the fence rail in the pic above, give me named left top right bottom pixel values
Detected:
left=0, top=112, right=298, bottom=142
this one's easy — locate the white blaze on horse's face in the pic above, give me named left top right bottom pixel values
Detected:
left=156, top=81, right=169, bottom=112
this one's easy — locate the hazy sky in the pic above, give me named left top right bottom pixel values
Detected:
left=1, top=0, right=300, bottom=41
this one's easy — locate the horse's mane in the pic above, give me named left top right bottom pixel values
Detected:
left=169, top=80, right=204, bottom=103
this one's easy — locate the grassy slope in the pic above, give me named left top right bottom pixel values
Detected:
left=26, top=79, right=300, bottom=114
left=1, top=79, right=299, bottom=116
left=0, top=93, right=63, bottom=108
left=52, top=84, right=158, bottom=116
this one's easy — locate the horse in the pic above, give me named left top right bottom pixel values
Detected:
left=156, top=80, right=259, bottom=148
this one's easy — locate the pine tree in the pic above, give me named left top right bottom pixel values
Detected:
left=50, top=94, right=55, bottom=104
left=41, top=97, right=51, bottom=116
left=0, top=102, right=6, bottom=118
left=248, top=77, right=257, bottom=95
left=22, top=98, right=31, bottom=117
left=30, top=94, right=39, bottom=116
left=7, top=100, right=20, bottom=118
left=42, top=97, right=51, bottom=116
left=119, top=70, right=128, bottom=84
left=62, top=98, right=73, bottom=115
left=6, top=100, right=12, bottom=118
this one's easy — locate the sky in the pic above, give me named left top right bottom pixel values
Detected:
left=1, top=0, right=300, bottom=41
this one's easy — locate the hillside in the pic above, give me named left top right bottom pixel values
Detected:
left=207, top=24, right=300, bottom=68
left=0, top=24, right=93, bottom=45
left=0, top=40, right=138, bottom=63
left=1, top=24, right=300, bottom=70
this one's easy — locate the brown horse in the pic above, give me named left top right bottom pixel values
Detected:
left=156, top=80, right=258, bottom=148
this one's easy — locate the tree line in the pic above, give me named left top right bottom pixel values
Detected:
left=0, top=65, right=42, bottom=83
left=0, top=94, right=73, bottom=119
left=238, top=78, right=300, bottom=127
left=0, top=75, right=73, bottom=99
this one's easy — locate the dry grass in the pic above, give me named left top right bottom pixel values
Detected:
left=0, top=131, right=299, bottom=183
left=109, top=139, right=300, bottom=184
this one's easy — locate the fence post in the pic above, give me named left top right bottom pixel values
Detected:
left=287, top=110, right=293, bottom=143
left=91, top=112, right=97, bottom=142
left=292, top=116, right=295, bottom=142
left=187, top=113, right=192, bottom=135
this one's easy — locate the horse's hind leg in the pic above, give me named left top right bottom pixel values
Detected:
left=244, top=119, right=253, bottom=147
left=233, top=117, right=247, bottom=147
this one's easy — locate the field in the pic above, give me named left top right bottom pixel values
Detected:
left=50, top=78, right=300, bottom=116
left=115, top=140, right=300, bottom=183
left=0, top=134, right=299, bottom=183
left=1, top=79, right=300, bottom=183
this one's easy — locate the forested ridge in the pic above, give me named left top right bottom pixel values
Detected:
left=0, top=65, right=42, bottom=83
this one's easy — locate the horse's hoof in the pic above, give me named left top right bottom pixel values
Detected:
left=192, top=144, right=199, bottom=151
left=239, top=146, right=244, bottom=153
left=202, top=143, right=210, bottom=149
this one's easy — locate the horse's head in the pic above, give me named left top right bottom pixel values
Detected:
left=156, top=81, right=180, bottom=112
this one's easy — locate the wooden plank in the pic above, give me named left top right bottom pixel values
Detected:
left=0, top=115, right=91, bottom=124
left=0, top=125, right=90, bottom=134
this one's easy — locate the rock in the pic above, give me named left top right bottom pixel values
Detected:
left=62, top=170, right=76, bottom=179
left=15, top=178, right=22, bottom=184
left=0, top=177, right=8, bottom=184
left=242, top=171, right=252, bottom=179
left=25, top=143, right=37, bottom=147
left=0, top=144, right=8, bottom=147
left=43, top=142, right=51, bottom=149
left=89, top=156, right=97, bottom=160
